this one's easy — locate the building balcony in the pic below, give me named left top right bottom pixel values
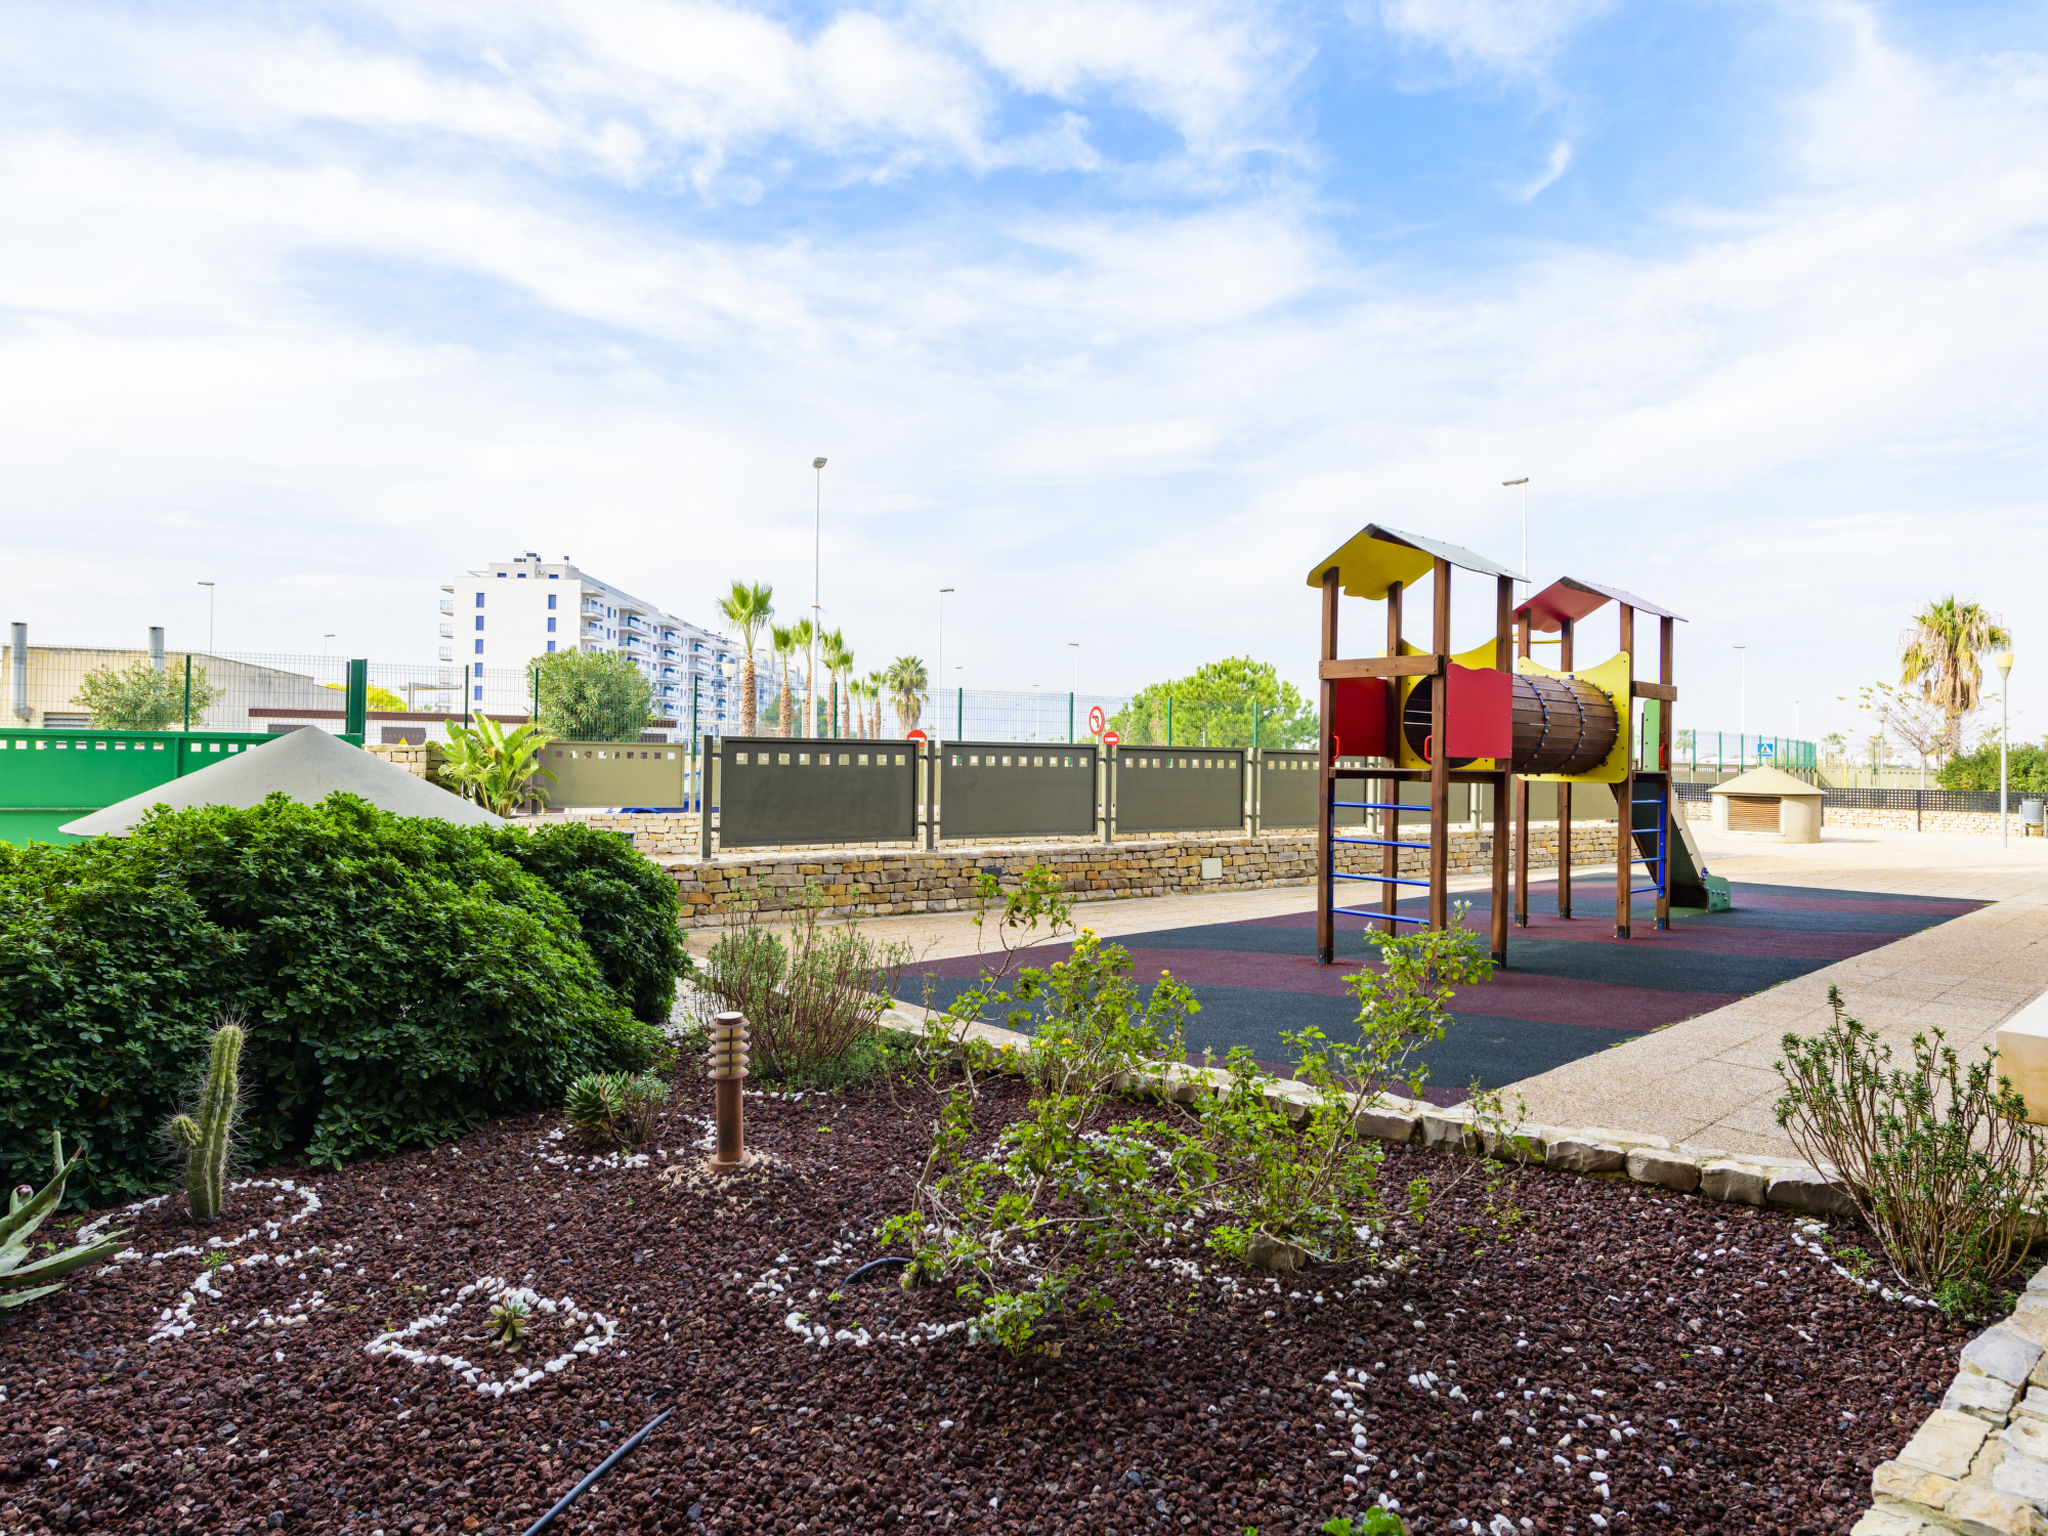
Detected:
left=437, top=646, right=453, bottom=661
left=437, top=598, right=454, bottom=615
left=437, top=623, right=454, bottom=638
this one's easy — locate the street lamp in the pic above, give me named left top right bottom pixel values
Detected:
left=1502, top=478, right=1530, bottom=592
left=1068, top=641, right=1080, bottom=742
left=936, top=588, right=954, bottom=746
left=197, top=581, right=216, bottom=654
left=1733, top=645, right=1747, bottom=739
left=323, top=633, right=335, bottom=660
left=811, top=457, right=826, bottom=738
left=1996, top=651, right=2016, bottom=847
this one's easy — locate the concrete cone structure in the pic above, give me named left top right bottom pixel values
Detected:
left=60, top=726, right=506, bottom=836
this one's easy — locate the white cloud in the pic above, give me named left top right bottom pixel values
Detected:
left=1375, top=0, right=1613, bottom=71
left=1516, top=139, right=1572, bottom=199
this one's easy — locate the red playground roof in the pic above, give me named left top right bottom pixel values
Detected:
left=1514, top=576, right=1685, bottom=633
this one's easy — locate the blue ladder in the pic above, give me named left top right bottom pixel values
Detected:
left=1329, top=796, right=1429, bottom=925
left=1628, top=787, right=1670, bottom=930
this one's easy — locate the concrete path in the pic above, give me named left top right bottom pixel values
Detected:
left=1508, top=827, right=2048, bottom=1156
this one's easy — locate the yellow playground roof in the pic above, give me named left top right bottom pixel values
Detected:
left=1305, top=523, right=1522, bottom=600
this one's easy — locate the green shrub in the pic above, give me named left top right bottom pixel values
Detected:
left=1938, top=740, right=2048, bottom=795
left=491, top=819, right=686, bottom=1023
left=0, top=794, right=669, bottom=1203
left=563, top=1071, right=669, bottom=1149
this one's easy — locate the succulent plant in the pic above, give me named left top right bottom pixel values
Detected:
left=1, top=1131, right=128, bottom=1311
left=563, top=1072, right=669, bottom=1150
left=168, top=1018, right=244, bottom=1221
left=486, top=1294, right=532, bottom=1351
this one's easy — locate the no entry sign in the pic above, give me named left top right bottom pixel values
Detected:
left=1101, top=729, right=1120, bottom=748
left=905, top=728, right=927, bottom=742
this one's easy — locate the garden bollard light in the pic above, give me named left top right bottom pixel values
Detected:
left=707, top=1011, right=748, bottom=1171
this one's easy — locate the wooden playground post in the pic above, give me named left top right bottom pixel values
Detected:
left=1382, top=580, right=1403, bottom=935
left=1490, top=574, right=1512, bottom=964
left=1558, top=617, right=1575, bottom=920
left=1513, top=609, right=1531, bottom=928
left=1316, top=568, right=1339, bottom=966
left=1614, top=603, right=1636, bottom=939
left=1657, top=614, right=1676, bottom=931
left=1428, top=558, right=1451, bottom=932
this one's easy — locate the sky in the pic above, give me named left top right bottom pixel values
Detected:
left=2, top=0, right=2044, bottom=749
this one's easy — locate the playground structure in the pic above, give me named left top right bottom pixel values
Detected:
left=1308, top=526, right=1686, bottom=966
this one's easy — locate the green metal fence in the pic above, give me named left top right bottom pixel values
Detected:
left=0, top=727, right=293, bottom=845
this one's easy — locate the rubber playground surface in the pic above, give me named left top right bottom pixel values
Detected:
left=903, top=879, right=1986, bottom=1103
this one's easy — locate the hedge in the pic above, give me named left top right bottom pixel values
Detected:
left=0, top=794, right=679, bottom=1204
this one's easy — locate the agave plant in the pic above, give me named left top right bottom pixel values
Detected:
left=441, top=715, right=557, bottom=816
left=564, top=1072, right=670, bottom=1150
left=2, top=1132, right=128, bottom=1311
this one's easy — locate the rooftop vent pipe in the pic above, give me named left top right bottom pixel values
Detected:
left=8, top=623, right=25, bottom=722
left=149, top=626, right=165, bottom=674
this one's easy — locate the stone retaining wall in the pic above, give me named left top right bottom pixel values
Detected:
left=667, top=822, right=1626, bottom=924
left=1677, top=799, right=2017, bottom=836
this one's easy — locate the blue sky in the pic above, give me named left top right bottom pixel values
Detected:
left=1, top=0, right=2044, bottom=748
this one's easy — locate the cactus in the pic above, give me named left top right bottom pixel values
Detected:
left=0, top=1131, right=128, bottom=1310
left=168, top=1020, right=244, bottom=1221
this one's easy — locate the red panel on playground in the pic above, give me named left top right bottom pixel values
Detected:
left=1329, top=677, right=1386, bottom=759
left=1445, top=665, right=1511, bottom=759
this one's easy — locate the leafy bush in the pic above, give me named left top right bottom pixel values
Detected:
left=73, top=657, right=221, bottom=730
left=1939, top=740, right=2048, bottom=795
left=885, top=925, right=1215, bottom=1357
left=563, top=1072, right=669, bottom=1149
left=1775, top=986, right=2048, bottom=1313
left=491, top=819, right=686, bottom=1024
left=442, top=717, right=556, bottom=815
left=0, top=794, right=671, bottom=1203
left=528, top=650, right=653, bottom=742
left=701, top=886, right=908, bottom=1086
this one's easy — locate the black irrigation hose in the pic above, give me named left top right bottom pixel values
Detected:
left=844, top=1255, right=913, bottom=1286
left=521, top=1405, right=673, bottom=1536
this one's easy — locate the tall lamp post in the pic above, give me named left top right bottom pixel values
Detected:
left=1068, top=641, right=1080, bottom=742
left=937, top=587, right=954, bottom=745
left=1996, top=650, right=2016, bottom=847
left=1733, top=644, right=1748, bottom=763
left=197, top=581, right=216, bottom=654
left=811, top=456, right=826, bottom=737
left=1502, top=478, right=1530, bottom=592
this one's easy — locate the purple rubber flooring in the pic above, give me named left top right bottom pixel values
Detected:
left=903, top=879, right=1985, bottom=1101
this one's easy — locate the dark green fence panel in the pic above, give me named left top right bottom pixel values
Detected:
left=1256, top=750, right=1319, bottom=830
left=1115, top=748, right=1246, bottom=835
left=715, top=737, right=918, bottom=848
left=0, top=727, right=278, bottom=846
left=939, top=742, right=1098, bottom=841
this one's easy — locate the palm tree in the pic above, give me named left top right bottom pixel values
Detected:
left=786, top=617, right=815, bottom=738
left=885, top=655, right=929, bottom=737
left=1900, top=596, right=2011, bottom=759
left=716, top=580, right=774, bottom=737
left=769, top=623, right=800, bottom=737
left=821, top=631, right=851, bottom=738
left=866, top=670, right=885, bottom=739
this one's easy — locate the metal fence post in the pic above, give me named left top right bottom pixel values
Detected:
left=344, top=659, right=368, bottom=739
left=924, top=740, right=938, bottom=850
left=463, top=665, right=471, bottom=728
left=700, top=734, right=715, bottom=859
left=1247, top=750, right=1258, bottom=838
left=1103, top=746, right=1115, bottom=845
left=956, top=685, right=963, bottom=740
left=182, top=654, right=193, bottom=731
left=1166, top=697, right=1173, bottom=747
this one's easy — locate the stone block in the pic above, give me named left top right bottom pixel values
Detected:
left=1965, top=1329, right=2047, bottom=1389
left=1700, top=1159, right=1771, bottom=1206
left=1626, top=1146, right=1701, bottom=1193
left=1355, top=1105, right=1420, bottom=1145
left=2008, top=1418, right=2048, bottom=1465
left=1998, top=1451, right=2048, bottom=1512
left=1947, top=1372, right=2022, bottom=1422
left=2017, top=1388, right=2048, bottom=1424
left=1419, top=1111, right=1481, bottom=1156
left=1851, top=1508, right=1942, bottom=1536
left=1545, top=1137, right=1626, bottom=1175
left=1945, top=1485, right=2048, bottom=1536
left=1872, top=1457, right=1960, bottom=1509
left=2009, top=1308, right=2048, bottom=1353
left=1485, top=1125, right=1546, bottom=1166
left=1767, top=1167, right=1859, bottom=1219
left=1997, top=991, right=2048, bottom=1128
left=1898, top=1410, right=1993, bottom=1480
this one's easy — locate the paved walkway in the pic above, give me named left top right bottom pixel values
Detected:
left=1509, top=827, right=2048, bottom=1156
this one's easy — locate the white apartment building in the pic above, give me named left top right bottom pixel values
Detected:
left=438, top=553, right=749, bottom=738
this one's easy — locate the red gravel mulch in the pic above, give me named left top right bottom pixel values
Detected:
left=0, top=1062, right=1972, bottom=1536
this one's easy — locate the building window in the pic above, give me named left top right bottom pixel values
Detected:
left=547, top=594, right=557, bottom=610
left=546, top=617, right=556, bottom=632
left=475, top=592, right=485, bottom=607
left=548, top=573, right=559, bottom=579
left=546, top=641, right=556, bottom=653
left=474, top=685, right=484, bottom=701
left=474, top=639, right=484, bottom=654
left=496, top=572, right=506, bottom=579
left=474, top=615, right=485, bottom=631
